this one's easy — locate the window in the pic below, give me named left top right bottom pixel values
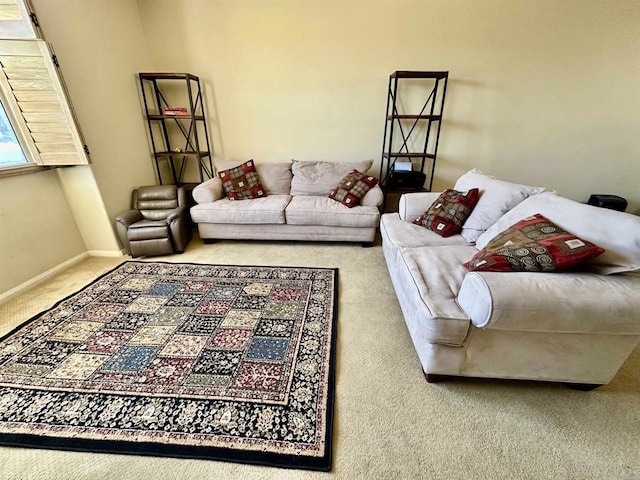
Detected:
left=0, top=98, right=27, bottom=168
left=0, top=0, right=90, bottom=174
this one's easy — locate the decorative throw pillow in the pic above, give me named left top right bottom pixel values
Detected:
left=218, top=159, right=266, bottom=200
left=465, top=214, right=605, bottom=272
left=328, top=170, right=379, bottom=208
left=412, top=188, right=480, bottom=237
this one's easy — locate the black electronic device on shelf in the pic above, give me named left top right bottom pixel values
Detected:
left=587, top=194, right=627, bottom=212
left=388, top=170, right=427, bottom=190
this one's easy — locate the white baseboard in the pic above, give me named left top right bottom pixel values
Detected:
left=89, top=249, right=126, bottom=257
left=0, top=252, right=90, bottom=304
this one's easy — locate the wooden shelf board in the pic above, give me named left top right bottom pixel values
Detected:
left=154, top=151, right=210, bottom=158
left=387, top=114, right=441, bottom=120
left=383, top=152, right=436, bottom=159
left=391, top=71, right=448, bottom=79
left=148, top=114, right=205, bottom=121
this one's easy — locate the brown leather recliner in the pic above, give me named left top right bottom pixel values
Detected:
left=115, top=185, right=192, bottom=257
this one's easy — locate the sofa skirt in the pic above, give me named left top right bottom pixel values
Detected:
left=197, top=222, right=377, bottom=243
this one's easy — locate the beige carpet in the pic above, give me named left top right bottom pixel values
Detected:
left=1, top=236, right=639, bottom=480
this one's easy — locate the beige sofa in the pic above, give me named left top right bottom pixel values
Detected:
left=381, top=169, right=640, bottom=389
left=190, top=159, right=382, bottom=245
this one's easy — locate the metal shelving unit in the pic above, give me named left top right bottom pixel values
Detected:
left=139, top=72, right=214, bottom=185
left=379, top=71, right=448, bottom=209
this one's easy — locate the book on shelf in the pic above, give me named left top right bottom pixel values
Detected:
left=162, top=107, right=188, bottom=116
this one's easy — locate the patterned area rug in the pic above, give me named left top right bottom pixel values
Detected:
left=0, top=262, right=338, bottom=471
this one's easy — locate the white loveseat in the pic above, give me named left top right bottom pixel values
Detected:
left=381, top=169, right=640, bottom=388
left=190, top=159, right=382, bottom=245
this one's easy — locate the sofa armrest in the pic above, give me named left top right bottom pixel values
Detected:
left=192, top=177, right=225, bottom=204
left=457, top=271, right=640, bottom=335
left=398, top=192, right=442, bottom=222
left=361, top=184, right=384, bottom=207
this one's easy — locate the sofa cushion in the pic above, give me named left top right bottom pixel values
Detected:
left=454, top=168, right=545, bottom=243
left=218, top=159, right=266, bottom=200
left=329, top=170, right=379, bottom=208
left=413, top=188, right=479, bottom=237
left=285, top=196, right=380, bottom=228
left=290, top=159, right=373, bottom=196
left=190, top=195, right=291, bottom=224
left=466, top=214, right=605, bottom=272
left=475, top=191, right=640, bottom=275
left=392, top=244, right=476, bottom=345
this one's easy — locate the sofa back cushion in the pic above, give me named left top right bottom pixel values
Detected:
left=475, top=191, right=640, bottom=274
left=290, top=159, right=373, bottom=196
left=255, top=162, right=292, bottom=195
left=454, top=169, right=545, bottom=243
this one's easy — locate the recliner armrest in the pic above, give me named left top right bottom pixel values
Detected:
left=192, top=177, right=225, bottom=204
left=115, top=209, right=143, bottom=227
left=165, top=206, right=186, bottom=222
left=457, top=271, right=640, bottom=335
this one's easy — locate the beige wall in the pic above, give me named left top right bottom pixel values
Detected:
left=0, top=0, right=155, bottom=296
left=0, top=170, right=86, bottom=294
left=32, top=0, right=157, bottom=220
left=139, top=0, right=640, bottom=212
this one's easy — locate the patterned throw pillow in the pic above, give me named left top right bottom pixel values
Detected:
left=465, top=214, right=605, bottom=272
left=328, top=170, right=379, bottom=208
left=218, top=159, right=266, bottom=200
left=413, top=188, right=480, bottom=237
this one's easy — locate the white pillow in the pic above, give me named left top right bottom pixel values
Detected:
left=475, top=191, right=640, bottom=275
left=290, top=159, right=373, bottom=196
left=454, top=168, right=545, bottom=243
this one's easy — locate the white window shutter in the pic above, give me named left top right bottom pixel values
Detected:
left=0, top=0, right=89, bottom=166
left=0, top=0, right=42, bottom=40
left=0, top=39, right=89, bottom=166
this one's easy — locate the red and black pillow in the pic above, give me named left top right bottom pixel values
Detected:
left=218, top=159, right=266, bottom=200
left=413, top=188, right=480, bottom=237
left=328, top=170, right=379, bottom=208
left=465, top=214, right=605, bottom=272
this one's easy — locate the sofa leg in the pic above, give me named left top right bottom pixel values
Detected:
left=361, top=241, right=374, bottom=248
left=202, top=239, right=218, bottom=244
left=424, top=373, right=448, bottom=383
left=565, top=383, right=602, bottom=391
